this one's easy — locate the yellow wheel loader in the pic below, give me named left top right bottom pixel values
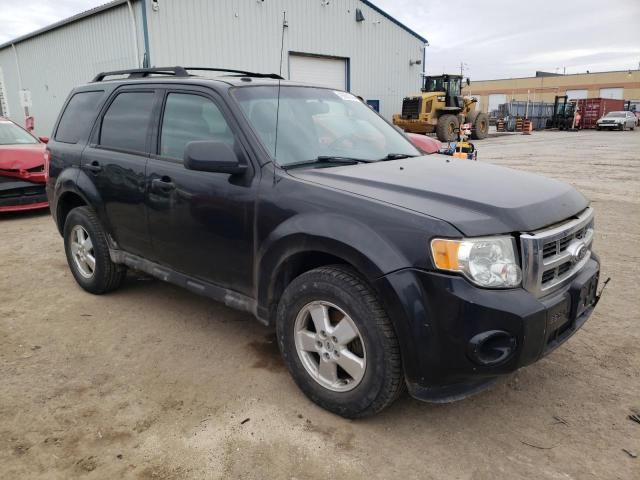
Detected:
left=393, top=74, right=489, bottom=142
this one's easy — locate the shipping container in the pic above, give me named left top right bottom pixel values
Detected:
left=576, top=98, right=625, bottom=129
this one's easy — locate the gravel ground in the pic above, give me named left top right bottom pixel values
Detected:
left=1, top=129, right=639, bottom=480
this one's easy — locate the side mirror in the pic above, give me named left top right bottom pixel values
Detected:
left=38, top=136, right=49, bottom=144
left=184, top=140, right=247, bottom=175
left=466, top=78, right=471, bottom=86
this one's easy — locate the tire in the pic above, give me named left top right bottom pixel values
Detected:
left=436, top=114, right=459, bottom=142
left=63, top=206, right=125, bottom=294
left=276, top=265, right=403, bottom=418
left=470, top=112, right=489, bottom=139
left=596, top=126, right=601, bottom=131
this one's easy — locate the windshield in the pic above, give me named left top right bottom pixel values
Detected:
left=0, top=120, right=38, bottom=145
left=605, top=112, right=626, bottom=118
left=232, top=86, right=419, bottom=166
left=423, top=77, right=445, bottom=92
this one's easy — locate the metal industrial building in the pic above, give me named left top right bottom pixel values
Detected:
left=463, top=70, right=640, bottom=114
left=0, top=0, right=428, bottom=136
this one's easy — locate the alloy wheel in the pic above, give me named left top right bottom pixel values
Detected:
left=70, top=225, right=96, bottom=278
left=294, top=301, right=367, bottom=392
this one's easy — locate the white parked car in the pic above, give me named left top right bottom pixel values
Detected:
left=595, top=111, right=636, bottom=131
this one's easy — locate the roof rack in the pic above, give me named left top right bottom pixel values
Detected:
left=91, top=66, right=283, bottom=82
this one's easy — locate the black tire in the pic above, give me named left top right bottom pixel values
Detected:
left=63, top=206, right=125, bottom=294
left=276, top=265, right=404, bottom=418
left=436, top=114, right=459, bottom=142
left=470, top=112, right=489, bottom=139
left=596, top=126, right=601, bottom=131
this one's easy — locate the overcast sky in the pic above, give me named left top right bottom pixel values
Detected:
left=1, top=0, right=639, bottom=80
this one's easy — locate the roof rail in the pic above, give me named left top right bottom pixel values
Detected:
left=91, top=66, right=283, bottom=82
left=184, top=67, right=283, bottom=80
left=92, top=67, right=189, bottom=82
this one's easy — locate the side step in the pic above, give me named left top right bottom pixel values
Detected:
left=109, top=249, right=265, bottom=324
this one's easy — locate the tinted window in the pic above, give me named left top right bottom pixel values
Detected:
left=160, top=93, right=235, bottom=159
left=55, top=91, right=104, bottom=143
left=100, top=91, right=155, bottom=152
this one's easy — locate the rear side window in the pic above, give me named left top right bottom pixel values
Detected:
left=55, top=91, right=104, bottom=144
left=99, top=91, right=155, bottom=153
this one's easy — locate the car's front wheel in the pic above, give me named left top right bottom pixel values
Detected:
left=276, top=265, right=404, bottom=418
left=64, top=206, right=125, bottom=294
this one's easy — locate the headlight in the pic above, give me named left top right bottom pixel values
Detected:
left=431, top=236, right=522, bottom=288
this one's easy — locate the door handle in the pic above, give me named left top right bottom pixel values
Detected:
left=151, top=176, right=175, bottom=192
left=85, top=161, right=102, bottom=173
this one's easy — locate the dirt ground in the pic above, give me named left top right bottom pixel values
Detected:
left=1, top=129, right=639, bottom=480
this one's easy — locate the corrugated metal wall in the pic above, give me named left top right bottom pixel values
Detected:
left=0, top=0, right=425, bottom=134
left=144, top=0, right=424, bottom=119
left=0, top=3, right=141, bottom=136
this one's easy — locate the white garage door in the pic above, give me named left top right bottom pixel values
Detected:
left=488, top=94, right=507, bottom=113
left=600, top=88, right=623, bottom=99
left=566, top=89, right=588, bottom=100
left=289, top=54, right=347, bottom=91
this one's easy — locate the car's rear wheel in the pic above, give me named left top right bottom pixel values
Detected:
left=276, top=265, right=404, bottom=418
left=64, top=206, right=125, bottom=294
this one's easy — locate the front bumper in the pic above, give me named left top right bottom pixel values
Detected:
left=374, top=257, right=600, bottom=402
left=0, top=178, right=48, bottom=212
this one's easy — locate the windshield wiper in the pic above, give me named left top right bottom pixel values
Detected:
left=284, top=156, right=373, bottom=169
left=379, top=153, right=418, bottom=161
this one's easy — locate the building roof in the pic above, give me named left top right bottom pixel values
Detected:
left=0, top=0, right=128, bottom=50
left=472, top=69, right=639, bottom=83
left=360, top=1, right=428, bottom=44
left=0, top=0, right=428, bottom=51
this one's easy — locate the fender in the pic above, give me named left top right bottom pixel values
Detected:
left=52, top=168, right=113, bottom=241
left=50, top=167, right=81, bottom=233
left=256, top=212, right=410, bottom=319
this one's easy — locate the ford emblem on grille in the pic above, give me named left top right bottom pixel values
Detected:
left=567, top=241, right=588, bottom=263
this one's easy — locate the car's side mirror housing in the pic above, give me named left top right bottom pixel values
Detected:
left=38, top=136, right=49, bottom=144
left=184, top=140, right=247, bottom=175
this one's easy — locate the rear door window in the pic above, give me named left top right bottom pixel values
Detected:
left=99, top=91, right=155, bottom=153
left=55, top=91, right=104, bottom=144
left=159, top=93, right=235, bottom=160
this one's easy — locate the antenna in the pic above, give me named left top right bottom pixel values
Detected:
left=274, top=11, right=287, bottom=160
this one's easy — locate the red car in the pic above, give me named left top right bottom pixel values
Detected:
left=406, top=132, right=442, bottom=154
left=0, top=117, right=49, bottom=213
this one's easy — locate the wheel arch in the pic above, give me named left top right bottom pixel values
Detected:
left=256, top=215, right=409, bottom=326
left=55, top=190, right=87, bottom=234
left=54, top=170, right=111, bottom=239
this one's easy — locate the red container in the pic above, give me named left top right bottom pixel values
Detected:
left=576, top=98, right=625, bottom=129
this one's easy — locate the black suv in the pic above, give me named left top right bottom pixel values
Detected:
left=46, top=67, right=601, bottom=418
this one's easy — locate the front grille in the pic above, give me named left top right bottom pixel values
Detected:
left=520, top=207, right=595, bottom=297
left=401, top=97, right=421, bottom=119
left=542, top=224, right=592, bottom=259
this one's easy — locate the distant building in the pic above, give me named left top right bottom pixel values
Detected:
left=0, top=0, right=428, bottom=135
left=463, top=70, right=640, bottom=114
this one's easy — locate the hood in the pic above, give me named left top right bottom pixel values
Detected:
left=0, top=144, right=46, bottom=182
left=288, top=156, right=588, bottom=236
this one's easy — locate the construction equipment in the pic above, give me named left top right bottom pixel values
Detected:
left=393, top=74, right=489, bottom=142
left=546, top=95, right=576, bottom=130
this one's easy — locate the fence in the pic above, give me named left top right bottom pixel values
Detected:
left=496, top=100, right=555, bottom=131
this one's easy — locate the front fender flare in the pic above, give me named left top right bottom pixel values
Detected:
left=256, top=212, right=410, bottom=316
